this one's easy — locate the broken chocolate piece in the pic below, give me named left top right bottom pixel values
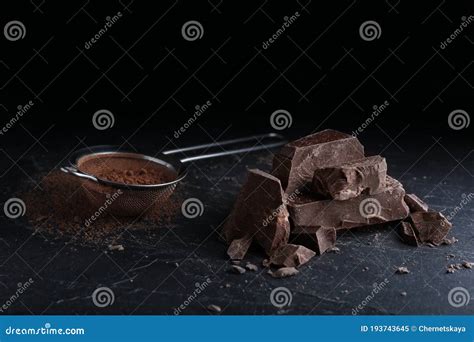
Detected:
left=291, top=227, right=337, bottom=255
left=227, top=235, right=252, bottom=260
left=289, top=176, right=409, bottom=232
left=404, top=194, right=429, bottom=213
left=409, top=211, right=452, bottom=245
left=268, top=267, right=299, bottom=278
left=399, top=221, right=419, bottom=246
left=312, top=155, right=387, bottom=200
left=269, top=244, right=316, bottom=268
left=272, top=129, right=365, bottom=194
left=221, top=169, right=290, bottom=257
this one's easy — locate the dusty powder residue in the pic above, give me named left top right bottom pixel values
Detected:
left=22, top=171, right=180, bottom=246
left=78, top=155, right=177, bottom=185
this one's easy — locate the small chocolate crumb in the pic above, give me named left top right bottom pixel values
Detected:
left=462, top=261, right=473, bottom=269
left=395, top=266, right=410, bottom=274
left=108, top=244, right=124, bottom=251
left=245, top=262, right=258, bottom=272
left=441, top=237, right=458, bottom=245
left=229, top=265, right=246, bottom=274
left=207, top=304, right=222, bottom=313
left=269, top=267, right=299, bottom=278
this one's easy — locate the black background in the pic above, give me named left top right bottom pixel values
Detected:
left=0, top=1, right=473, bottom=315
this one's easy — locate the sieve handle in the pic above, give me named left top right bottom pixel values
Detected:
left=162, top=132, right=287, bottom=163
left=60, top=166, right=99, bottom=182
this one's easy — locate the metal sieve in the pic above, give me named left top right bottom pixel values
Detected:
left=60, top=133, right=286, bottom=216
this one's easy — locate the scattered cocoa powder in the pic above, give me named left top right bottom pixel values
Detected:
left=78, top=155, right=177, bottom=185
left=21, top=170, right=180, bottom=246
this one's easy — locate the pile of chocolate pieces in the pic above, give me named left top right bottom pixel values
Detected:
left=222, top=129, right=453, bottom=275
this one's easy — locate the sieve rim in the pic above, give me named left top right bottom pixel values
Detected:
left=68, top=145, right=187, bottom=190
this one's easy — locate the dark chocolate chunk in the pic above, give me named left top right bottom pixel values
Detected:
left=269, top=244, right=316, bottom=268
left=226, top=235, right=252, bottom=260
left=221, top=169, right=290, bottom=257
left=312, top=155, right=387, bottom=200
left=272, top=129, right=365, bottom=194
left=289, top=176, right=409, bottom=232
left=291, top=227, right=337, bottom=255
left=404, top=194, right=429, bottom=213
left=268, top=267, right=299, bottom=278
left=409, top=211, right=452, bottom=245
left=399, top=221, right=419, bottom=246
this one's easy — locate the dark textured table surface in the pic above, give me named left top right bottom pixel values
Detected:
left=0, top=130, right=473, bottom=315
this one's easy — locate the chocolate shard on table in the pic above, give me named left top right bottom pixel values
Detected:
left=312, top=155, right=387, bottom=200
left=221, top=169, right=289, bottom=258
left=269, top=243, right=316, bottom=268
left=409, top=211, right=452, bottom=245
left=404, top=193, right=429, bottom=213
left=226, top=235, right=252, bottom=260
left=288, top=176, right=409, bottom=232
left=291, top=227, right=337, bottom=255
left=271, top=129, right=365, bottom=194
left=399, top=221, right=419, bottom=246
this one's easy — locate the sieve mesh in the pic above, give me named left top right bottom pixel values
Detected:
left=65, top=148, right=187, bottom=217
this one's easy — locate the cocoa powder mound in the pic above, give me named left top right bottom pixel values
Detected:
left=22, top=171, right=180, bottom=246
left=78, top=155, right=177, bottom=185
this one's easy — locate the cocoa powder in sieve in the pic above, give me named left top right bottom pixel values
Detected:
left=78, top=155, right=177, bottom=185
left=22, top=170, right=180, bottom=245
